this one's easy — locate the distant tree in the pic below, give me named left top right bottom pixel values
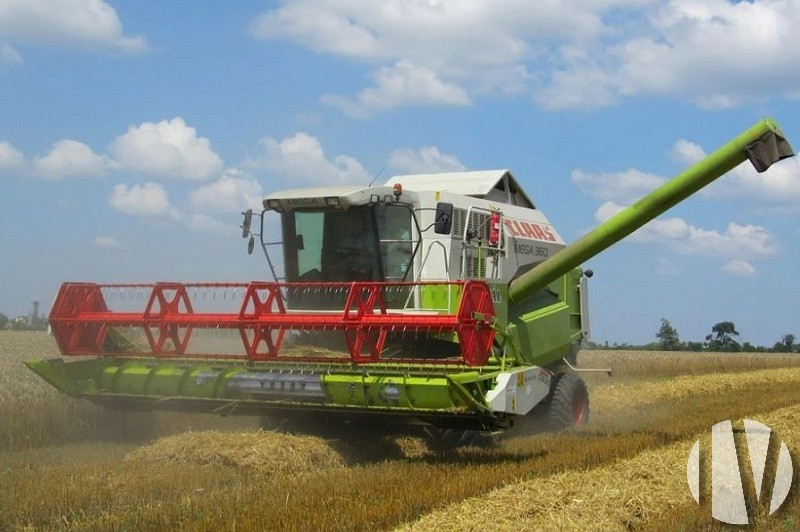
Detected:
left=685, top=341, right=704, bottom=352
left=705, top=321, right=740, bottom=352
left=10, top=317, right=28, bottom=331
left=656, top=318, right=682, bottom=351
left=773, top=334, right=797, bottom=353
left=0, top=313, right=8, bottom=330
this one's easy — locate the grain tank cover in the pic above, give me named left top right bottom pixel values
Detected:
left=385, top=170, right=536, bottom=208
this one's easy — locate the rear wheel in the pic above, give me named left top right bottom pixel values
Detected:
left=545, top=372, right=589, bottom=430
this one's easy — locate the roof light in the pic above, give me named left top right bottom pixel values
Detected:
left=393, top=183, right=403, bottom=200
left=265, top=199, right=281, bottom=211
left=324, top=196, right=341, bottom=207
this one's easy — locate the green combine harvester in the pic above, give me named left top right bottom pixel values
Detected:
left=27, top=119, right=794, bottom=443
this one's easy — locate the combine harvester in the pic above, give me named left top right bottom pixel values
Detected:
left=27, top=119, right=794, bottom=444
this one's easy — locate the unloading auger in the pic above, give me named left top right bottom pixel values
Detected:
left=27, top=118, right=794, bottom=435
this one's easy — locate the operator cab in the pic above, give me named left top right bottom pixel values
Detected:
left=283, top=204, right=414, bottom=284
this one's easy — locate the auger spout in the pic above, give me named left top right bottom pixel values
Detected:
left=508, top=118, right=795, bottom=304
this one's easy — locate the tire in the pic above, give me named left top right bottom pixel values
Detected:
left=545, top=372, right=590, bottom=431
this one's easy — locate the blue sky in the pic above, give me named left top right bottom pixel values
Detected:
left=1, top=0, right=798, bottom=346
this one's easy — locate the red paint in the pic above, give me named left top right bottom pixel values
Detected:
left=49, top=280, right=496, bottom=367
left=503, top=219, right=557, bottom=243
left=488, top=212, right=501, bottom=247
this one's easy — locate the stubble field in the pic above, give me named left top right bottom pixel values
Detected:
left=1, top=331, right=799, bottom=530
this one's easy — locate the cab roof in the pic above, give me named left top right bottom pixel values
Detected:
left=384, top=169, right=535, bottom=208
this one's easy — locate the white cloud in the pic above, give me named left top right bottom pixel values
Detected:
left=110, top=117, right=223, bottom=180
left=248, top=132, right=369, bottom=185
left=32, top=139, right=109, bottom=179
left=252, top=0, right=800, bottom=112
left=575, top=133, right=800, bottom=211
left=722, top=259, right=757, bottom=276
left=110, top=183, right=171, bottom=217
left=189, top=169, right=264, bottom=214
left=250, top=2, right=381, bottom=59
left=389, top=146, right=466, bottom=174
left=595, top=201, right=778, bottom=258
left=250, top=1, right=623, bottom=113
left=250, top=1, right=606, bottom=68
left=670, top=138, right=706, bottom=166
left=542, top=0, right=800, bottom=108
left=93, top=236, right=120, bottom=248
left=0, top=140, right=24, bottom=170
left=0, top=43, right=22, bottom=68
left=572, top=168, right=664, bottom=204
left=321, top=61, right=471, bottom=117
left=0, top=0, right=146, bottom=53
left=110, top=181, right=231, bottom=234
left=671, top=138, right=800, bottom=204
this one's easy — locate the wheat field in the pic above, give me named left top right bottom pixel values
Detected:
left=1, top=331, right=799, bottom=530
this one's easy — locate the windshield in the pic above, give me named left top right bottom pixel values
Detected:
left=282, top=204, right=414, bottom=283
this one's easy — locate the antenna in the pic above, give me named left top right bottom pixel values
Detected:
left=368, top=166, right=385, bottom=187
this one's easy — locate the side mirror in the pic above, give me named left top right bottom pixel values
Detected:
left=241, top=209, right=253, bottom=238
left=247, top=235, right=255, bottom=255
left=434, top=202, right=453, bottom=235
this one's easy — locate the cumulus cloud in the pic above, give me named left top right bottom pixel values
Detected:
left=110, top=117, right=223, bottom=180
left=93, top=236, right=120, bottom=248
left=0, top=0, right=146, bottom=53
left=541, top=0, right=800, bottom=109
left=189, top=169, right=264, bottom=214
left=321, top=61, right=471, bottom=117
left=670, top=139, right=706, bottom=166
left=248, top=132, right=369, bottom=185
left=0, top=140, right=24, bottom=170
left=722, top=259, right=757, bottom=276
left=671, top=138, right=800, bottom=205
left=250, top=2, right=381, bottom=59
left=252, top=0, right=800, bottom=112
left=250, top=0, right=612, bottom=113
left=110, top=183, right=171, bottom=217
left=575, top=133, right=800, bottom=211
left=249, top=1, right=603, bottom=68
left=572, top=168, right=664, bottom=204
left=109, top=181, right=231, bottom=234
left=595, top=201, right=778, bottom=258
left=32, top=139, right=109, bottom=179
left=389, top=146, right=466, bottom=174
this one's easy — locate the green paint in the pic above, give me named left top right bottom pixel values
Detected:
left=509, top=118, right=793, bottom=304
left=26, top=357, right=502, bottom=415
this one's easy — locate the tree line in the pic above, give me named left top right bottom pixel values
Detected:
left=588, top=318, right=798, bottom=353
left=0, top=312, right=47, bottom=331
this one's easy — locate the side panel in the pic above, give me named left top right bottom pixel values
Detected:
left=484, top=366, right=551, bottom=415
left=509, top=268, right=584, bottom=367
